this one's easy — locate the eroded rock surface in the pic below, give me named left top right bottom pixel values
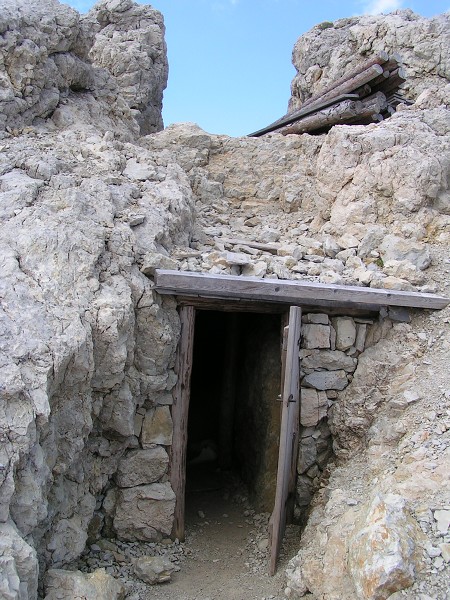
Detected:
left=0, top=0, right=167, bottom=136
left=0, top=3, right=449, bottom=599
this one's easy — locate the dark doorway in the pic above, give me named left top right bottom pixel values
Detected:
left=186, top=310, right=282, bottom=512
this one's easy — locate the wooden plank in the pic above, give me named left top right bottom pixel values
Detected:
left=170, top=305, right=196, bottom=541
left=221, top=237, right=280, bottom=255
left=154, top=270, right=449, bottom=311
left=175, top=295, right=379, bottom=318
left=248, top=93, right=359, bottom=137
left=298, top=64, right=385, bottom=114
left=269, top=306, right=302, bottom=575
left=299, top=52, right=389, bottom=110
left=279, top=97, right=388, bottom=136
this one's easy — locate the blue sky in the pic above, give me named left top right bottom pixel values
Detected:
left=64, top=0, right=448, bottom=136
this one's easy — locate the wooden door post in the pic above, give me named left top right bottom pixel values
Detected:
left=268, top=306, right=301, bottom=575
left=170, top=305, right=196, bottom=541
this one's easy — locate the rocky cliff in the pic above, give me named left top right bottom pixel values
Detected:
left=288, top=10, right=450, bottom=111
left=0, top=2, right=449, bottom=599
left=0, top=0, right=167, bottom=136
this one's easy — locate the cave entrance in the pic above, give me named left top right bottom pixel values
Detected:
left=186, top=310, right=282, bottom=512
left=170, top=303, right=302, bottom=574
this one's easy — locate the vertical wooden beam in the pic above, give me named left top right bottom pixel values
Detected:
left=170, top=305, right=196, bottom=541
left=268, top=306, right=301, bottom=575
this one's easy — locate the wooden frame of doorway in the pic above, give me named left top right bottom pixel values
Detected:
left=157, top=269, right=449, bottom=574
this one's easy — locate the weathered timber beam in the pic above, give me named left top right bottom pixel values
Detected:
left=300, top=52, right=390, bottom=110
left=370, top=68, right=407, bottom=95
left=248, top=94, right=359, bottom=137
left=279, top=100, right=363, bottom=135
left=279, top=93, right=387, bottom=135
left=221, top=237, right=280, bottom=254
left=175, top=295, right=380, bottom=318
left=153, top=270, right=449, bottom=311
left=297, top=63, right=385, bottom=113
left=249, top=64, right=386, bottom=137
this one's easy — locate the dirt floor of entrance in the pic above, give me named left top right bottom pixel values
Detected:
left=139, top=466, right=301, bottom=600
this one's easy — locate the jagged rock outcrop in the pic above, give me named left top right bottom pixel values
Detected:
left=0, top=2, right=449, bottom=599
left=289, top=10, right=450, bottom=112
left=0, top=0, right=167, bottom=137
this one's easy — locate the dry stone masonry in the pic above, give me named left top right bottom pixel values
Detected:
left=0, top=1, right=449, bottom=599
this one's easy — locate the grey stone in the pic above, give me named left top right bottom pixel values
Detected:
left=332, top=317, right=357, bottom=351
left=115, top=447, right=169, bottom=488
left=141, top=252, right=178, bottom=276
left=357, top=226, right=387, bottom=259
left=434, top=510, right=450, bottom=535
left=303, top=370, right=348, bottom=391
left=302, top=313, right=329, bottom=325
left=296, top=475, right=313, bottom=507
left=348, top=494, right=425, bottom=600
left=141, top=407, right=173, bottom=447
left=300, top=389, right=328, bottom=426
left=379, top=235, right=431, bottom=271
left=301, top=350, right=357, bottom=372
left=298, top=437, right=317, bottom=474
left=113, top=483, right=176, bottom=541
left=133, top=555, right=178, bottom=584
left=0, top=521, right=38, bottom=600
left=355, top=324, right=367, bottom=352
left=302, top=324, right=331, bottom=349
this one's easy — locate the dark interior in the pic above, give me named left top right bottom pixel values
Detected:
left=186, top=310, right=282, bottom=511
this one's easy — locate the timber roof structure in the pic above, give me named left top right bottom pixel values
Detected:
left=248, top=51, right=412, bottom=137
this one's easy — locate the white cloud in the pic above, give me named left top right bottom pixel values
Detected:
left=362, top=0, right=404, bottom=14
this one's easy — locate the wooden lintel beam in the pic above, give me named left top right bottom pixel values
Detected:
left=154, top=270, right=449, bottom=311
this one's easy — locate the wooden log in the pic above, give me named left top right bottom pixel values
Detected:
left=296, top=63, right=385, bottom=115
left=154, top=270, right=450, bottom=311
left=221, top=237, right=280, bottom=254
left=300, top=52, right=389, bottom=110
left=279, top=100, right=362, bottom=135
left=344, top=93, right=388, bottom=123
left=248, top=93, right=359, bottom=137
left=279, top=95, right=387, bottom=135
left=367, top=68, right=390, bottom=88
left=371, top=67, right=407, bottom=95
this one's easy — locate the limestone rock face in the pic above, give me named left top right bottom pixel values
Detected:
left=348, top=493, right=425, bottom=600
left=289, top=10, right=450, bottom=111
left=0, top=521, right=38, bottom=600
left=0, top=0, right=167, bottom=136
left=88, top=0, right=168, bottom=134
